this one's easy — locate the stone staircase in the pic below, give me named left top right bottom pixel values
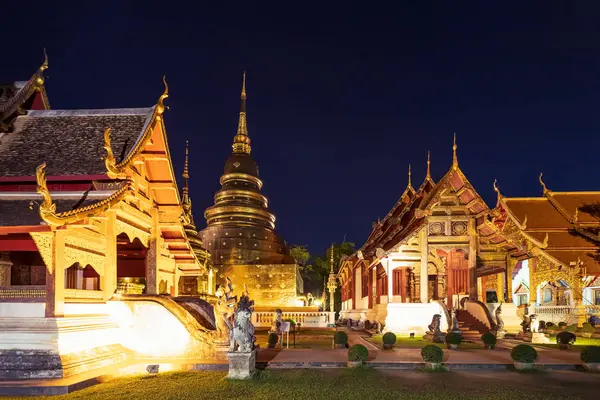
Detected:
left=456, top=309, right=489, bottom=341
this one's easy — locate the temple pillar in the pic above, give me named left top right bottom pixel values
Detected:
left=529, top=259, right=537, bottom=304
left=419, top=227, right=428, bottom=303
left=0, top=252, right=11, bottom=287
left=146, top=208, right=159, bottom=295
left=478, top=276, right=484, bottom=302
left=468, top=217, right=478, bottom=300
left=386, top=259, right=393, bottom=303
left=506, top=255, right=514, bottom=303
left=45, top=230, right=66, bottom=317
left=208, top=269, right=215, bottom=295
left=103, top=211, right=117, bottom=301
left=497, top=272, right=505, bottom=302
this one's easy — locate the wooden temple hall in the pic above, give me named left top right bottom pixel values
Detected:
left=0, top=54, right=214, bottom=318
left=338, top=136, right=600, bottom=333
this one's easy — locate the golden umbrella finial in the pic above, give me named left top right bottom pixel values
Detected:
left=452, top=133, right=458, bottom=170
left=407, top=164, right=413, bottom=191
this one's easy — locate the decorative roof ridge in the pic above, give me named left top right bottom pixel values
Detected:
left=539, top=172, right=577, bottom=225
left=35, top=162, right=134, bottom=226
left=0, top=50, right=49, bottom=119
left=104, top=78, right=168, bottom=177
left=26, top=107, right=154, bottom=117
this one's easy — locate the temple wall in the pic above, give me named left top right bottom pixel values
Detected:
left=220, top=263, right=300, bottom=308
left=384, top=302, right=449, bottom=335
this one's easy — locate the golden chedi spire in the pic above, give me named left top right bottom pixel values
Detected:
left=182, top=141, right=195, bottom=228
left=232, top=72, right=251, bottom=154
left=452, top=133, right=458, bottom=170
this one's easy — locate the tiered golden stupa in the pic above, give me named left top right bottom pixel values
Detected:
left=199, top=74, right=302, bottom=307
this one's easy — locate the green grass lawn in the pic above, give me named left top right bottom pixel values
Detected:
left=5, top=369, right=595, bottom=400
left=367, top=334, right=482, bottom=350
left=255, top=329, right=334, bottom=349
left=533, top=335, right=600, bottom=351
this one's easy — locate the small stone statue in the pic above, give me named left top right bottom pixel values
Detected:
left=450, top=308, right=461, bottom=333
left=214, top=286, right=235, bottom=342
left=271, top=309, right=283, bottom=333
left=530, top=314, right=538, bottom=333
left=307, top=293, right=314, bottom=306
left=230, top=290, right=256, bottom=353
left=495, top=302, right=505, bottom=332
left=521, top=313, right=535, bottom=333
left=424, top=314, right=445, bottom=343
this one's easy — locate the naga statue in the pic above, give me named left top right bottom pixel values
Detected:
left=271, top=309, right=283, bottom=333
left=214, top=285, right=235, bottom=343
left=450, top=308, right=461, bottom=333
left=495, top=302, right=505, bottom=331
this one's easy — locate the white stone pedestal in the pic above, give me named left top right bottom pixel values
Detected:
left=227, top=350, right=256, bottom=379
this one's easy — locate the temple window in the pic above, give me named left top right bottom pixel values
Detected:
left=9, top=251, right=45, bottom=286
left=594, top=289, right=600, bottom=305
left=65, top=264, right=100, bottom=290
left=518, top=294, right=528, bottom=305
left=543, top=288, right=553, bottom=303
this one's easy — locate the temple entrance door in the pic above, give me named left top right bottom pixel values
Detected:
left=116, top=234, right=148, bottom=294
left=445, top=249, right=469, bottom=307
left=428, top=275, right=438, bottom=300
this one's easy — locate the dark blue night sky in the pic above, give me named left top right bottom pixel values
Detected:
left=2, top=2, right=600, bottom=255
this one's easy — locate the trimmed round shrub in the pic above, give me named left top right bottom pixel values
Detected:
left=421, top=345, right=443, bottom=363
left=334, top=331, right=348, bottom=344
left=445, top=332, right=463, bottom=345
left=545, top=321, right=555, bottom=328
left=565, top=324, right=578, bottom=332
left=511, top=344, right=538, bottom=363
left=580, top=346, right=600, bottom=363
left=383, top=332, right=397, bottom=345
left=348, top=344, right=369, bottom=362
left=481, top=332, right=497, bottom=346
left=558, top=321, right=567, bottom=328
left=364, top=320, right=371, bottom=330
left=582, top=322, right=595, bottom=333
left=546, top=324, right=561, bottom=332
left=556, top=331, right=577, bottom=345
left=268, top=332, right=279, bottom=345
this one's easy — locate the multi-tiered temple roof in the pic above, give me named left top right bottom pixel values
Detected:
left=200, top=74, right=294, bottom=266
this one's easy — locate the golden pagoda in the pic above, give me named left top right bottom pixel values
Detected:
left=199, top=74, right=302, bottom=307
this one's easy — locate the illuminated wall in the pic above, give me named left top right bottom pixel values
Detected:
left=220, top=263, right=300, bottom=308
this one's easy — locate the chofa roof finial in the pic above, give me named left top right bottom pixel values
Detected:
left=156, top=75, right=169, bottom=120
left=539, top=173, right=549, bottom=195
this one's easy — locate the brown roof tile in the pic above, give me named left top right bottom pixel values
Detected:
left=550, top=192, right=600, bottom=223
left=0, top=108, right=154, bottom=177
left=0, top=198, right=101, bottom=226
left=503, top=198, right=571, bottom=229
left=545, top=250, right=600, bottom=275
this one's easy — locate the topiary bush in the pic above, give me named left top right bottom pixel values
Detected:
left=558, top=321, right=567, bottom=329
left=481, top=332, right=497, bottom=347
left=383, top=332, right=397, bottom=345
left=334, top=331, right=348, bottom=344
left=556, top=331, right=577, bottom=345
left=421, top=345, right=443, bottom=363
left=445, top=332, right=463, bottom=346
left=348, top=344, right=369, bottom=362
left=582, top=322, right=595, bottom=333
left=545, top=321, right=554, bottom=328
left=511, top=344, right=538, bottom=363
left=546, top=324, right=561, bottom=332
left=580, top=346, right=600, bottom=363
left=566, top=324, right=578, bottom=332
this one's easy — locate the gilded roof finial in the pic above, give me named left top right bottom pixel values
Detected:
left=426, top=151, right=432, bottom=181
left=539, top=173, right=549, bottom=195
left=493, top=179, right=503, bottom=201
left=183, top=140, right=190, bottom=191
left=329, top=244, right=335, bottom=274
left=407, top=164, right=413, bottom=191
left=35, top=163, right=58, bottom=225
left=232, top=71, right=251, bottom=154
left=156, top=75, right=169, bottom=120
left=34, top=48, right=49, bottom=87
left=452, top=133, right=458, bottom=170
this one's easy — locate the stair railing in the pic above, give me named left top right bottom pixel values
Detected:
left=463, top=299, right=496, bottom=331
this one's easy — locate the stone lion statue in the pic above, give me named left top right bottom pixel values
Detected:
left=229, top=293, right=256, bottom=353
left=428, top=314, right=442, bottom=334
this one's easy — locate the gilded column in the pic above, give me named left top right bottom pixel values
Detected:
left=419, top=227, right=429, bottom=303
left=46, top=230, right=66, bottom=317
left=529, top=258, right=537, bottom=304
left=506, top=255, right=514, bottom=303
left=145, top=208, right=159, bottom=294
left=103, top=211, right=117, bottom=301
left=386, top=258, right=393, bottom=303
left=468, top=217, right=478, bottom=300
left=496, top=272, right=505, bottom=303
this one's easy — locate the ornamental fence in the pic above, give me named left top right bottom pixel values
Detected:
left=252, top=311, right=334, bottom=328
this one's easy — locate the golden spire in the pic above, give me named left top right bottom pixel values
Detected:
left=232, top=72, right=251, bottom=154
left=407, top=164, right=413, bottom=191
left=329, top=244, right=335, bottom=274
left=156, top=76, right=169, bottom=121
left=183, top=140, right=190, bottom=196
left=539, top=173, right=549, bottom=195
left=452, top=133, right=458, bottom=170
left=426, top=151, right=432, bottom=181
